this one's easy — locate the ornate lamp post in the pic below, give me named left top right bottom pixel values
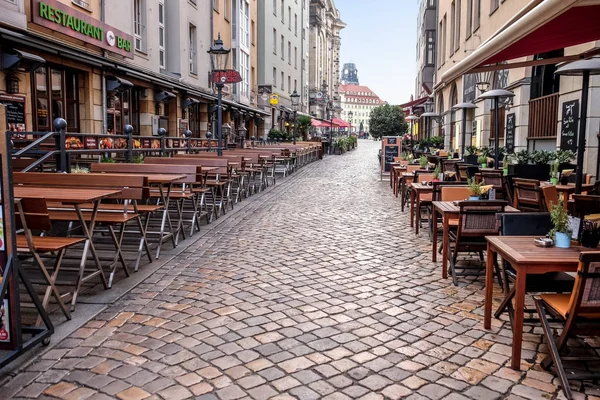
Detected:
left=208, top=33, right=230, bottom=157
left=290, top=90, right=300, bottom=145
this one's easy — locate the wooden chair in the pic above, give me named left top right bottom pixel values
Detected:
left=572, top=195, right=600, bottom=235
left=15, top=197, right=85, bottom=321
left=535, top=252, right=600, bottom=400
left=513, top=178, right=544, bottom=211
left=455, top=164, right=470, bottom=182
left=413, top=172, right=435, bottom=231
left=495, top=212, right=574, bottom=326
left=480, top=170, right=506, bottom=200
left=448, top=200, right=506, bottom=286
left=541, top=185, right=559, bottom=212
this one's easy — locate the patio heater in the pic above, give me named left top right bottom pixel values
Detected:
left=452, top=102, right=477, bottom=157
left=406, top=114, right=420, bottom=139
left=477, top=89, right=515, bottom=169
left=208, top=34, right=231, bottom=157
left=555, top=59, right=600, bottom=194
left=290, top=90, right=300, bottom=144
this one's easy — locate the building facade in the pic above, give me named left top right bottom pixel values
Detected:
left=427, top=0, right=600, bottom=178
left=308, top=0, right=345, bottom=120
left=415, top=0, right=436, bottom=98
left=256, top=0, right=310, bottom=137
left=339, top=84, right=385, bottom=134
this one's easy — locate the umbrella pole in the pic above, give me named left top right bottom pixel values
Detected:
left=575, top=70, right=589, bottom=195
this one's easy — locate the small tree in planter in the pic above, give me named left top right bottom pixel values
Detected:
left=549, top=201, right=572, bottom=248
left=432, top=165, right=441, bottom=182
left=503, top=154, right=514, bottom=176
left=550, top=161, right=560, bottom=185
left=478, top=154, right=488, bottom=168
left=419, top=155, right=428, bottom=169
left=467, top=177, right=484, bottom=200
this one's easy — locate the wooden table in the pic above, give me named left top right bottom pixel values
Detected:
left=13, top=186, right=121, bottom=309
left=484, top=236, right=583, bottom=370
left=410, top=183, right=433, bottom=234
left=432, top=201, right=519, bottom=277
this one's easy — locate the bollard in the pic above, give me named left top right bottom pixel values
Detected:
left=251, top=136, right=255, bottom=148
left=185, top=130, right=192, bottom=154
left=158, top=128, right=167, bottom=157
left=124, top=124, right=134, bottom=162
left=53, top=118, right=68, bottom=172
left=206, top=131, right=213, bottom=152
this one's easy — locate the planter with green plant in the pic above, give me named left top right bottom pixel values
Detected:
left=467, top=177, right=484, bottom=200
left=464, top=146, right=479, bottom=165
left=580, top=220, right=600, bottom=248
left=549, top=201, right=572, bottom=248
left=550, top=161, right=560, bottom=185
left=503, top=154, right=514, bottom=176
left=432, top=165, right=441, bottom=182
left=478, top=154, right=488, bottom=168
left=100, top=156, right=115, bottom=163
left=419, top=155, right=428, bottom=169
left=508, top=149, right=550, bottom=180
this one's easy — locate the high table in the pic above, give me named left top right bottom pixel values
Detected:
left=432, top=201, right=519, bottom=277
left=484, top=236, right=583, bottom=370
left=13, top=186, right=121, bottom=309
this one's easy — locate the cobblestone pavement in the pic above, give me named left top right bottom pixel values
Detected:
left=2, top=140, right=598, bottom=400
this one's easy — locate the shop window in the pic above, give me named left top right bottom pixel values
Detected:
left=530, top=49, right=563, bottom=100
left=33, top=66, right=79, bottom=132
left=106, top=89, right=131, bottom=134
left=188, top=103, right=201, bottom=137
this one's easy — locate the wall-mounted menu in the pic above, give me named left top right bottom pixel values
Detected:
left=0, top=95, right=26, bottom=135
left=505, top=113, right=515, bottom=153
left=560, top=100, right=579, bottom=152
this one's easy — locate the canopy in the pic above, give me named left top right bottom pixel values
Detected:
left=399, top=96, right=429, bottom=110
left=439, top=0, right=600, bottom=86
left=332, top=118, right=351, bottom=128
left=311, top=119, right=323, bottom=127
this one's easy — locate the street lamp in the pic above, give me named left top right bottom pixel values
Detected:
left=452, top=102, right=477, bottom=158
left=290, top=90, right=300, bottom=144
left=326, top=101, right=334, bottom=155
left=476, top=70, right=493, bottom=94
left=208, top=33, right=231, bottom=157
left=348, top=111, right=353, bottom=136
left=477, top=89, right=515, bottom=169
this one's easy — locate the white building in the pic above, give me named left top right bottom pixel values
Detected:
left=339, top=84, right=385, bottom=134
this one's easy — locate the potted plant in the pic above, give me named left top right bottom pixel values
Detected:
left=508, top=149, right=550, bottom=180
left=550, top=161, right=560, bottom=185
left=419, top=155, right=428, bottom=169
left=478, top=154, right=488, bottom=168
left=432, top=165, right=441, bottom=182
left=580, top=220, right=600, bottom=248
left=467, top=177, right=484, bottom=200
left=465, top=146, right=479, bottom=165
left=549, top=201, right=572, bottom=248
left=503, top=154, right=514, bottom=176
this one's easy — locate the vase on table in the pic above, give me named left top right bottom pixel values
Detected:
left=555, top=232, right=571, bottom=248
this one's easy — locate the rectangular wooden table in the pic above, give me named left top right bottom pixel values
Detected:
left=13, top=186, right=121, bottom=309
left=410, top=183, right=433, bottom=234
left=432, top=201, right=519, bottom=277
left=484, top=236, right=583, bottom=370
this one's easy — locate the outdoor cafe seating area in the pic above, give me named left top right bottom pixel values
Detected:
left=2, top=134, right=321, bottom=355
left=388, top=152, right=600, bottom=399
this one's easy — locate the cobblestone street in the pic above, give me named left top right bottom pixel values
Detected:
left=1, top=140, right=594, bottom=400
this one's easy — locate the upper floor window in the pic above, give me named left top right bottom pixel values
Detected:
left=474, top=0, right=481, bottom=30
left=133, top=0, right=147, bottom=52
left=158, top=1, right=165, bottom=68
left=281, top=0, right=284, bottom=23
left=273, top=0, right=277, bottom=15
left=490, top=0, right=499, bottom=14
left=72, top=0, right=90, bottom=10
left=189, top=24, right=197, bottom=74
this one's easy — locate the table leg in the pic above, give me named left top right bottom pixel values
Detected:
left=442, top=214, right=450, bottom=279
left=410, top=189, right=415, bottom=228
left=511, top=269, right=527, bottom=370
left=401, top=179, right=406, bottom=211
left=484, top=243, right=495, bottom=329
left=415, top=194, right=421, bottom=234
left=432, top=207, right=438, bottom=262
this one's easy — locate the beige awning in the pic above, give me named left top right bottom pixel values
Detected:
left=437, top=0, right=600, bottom=88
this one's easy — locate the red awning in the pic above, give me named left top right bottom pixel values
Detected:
left=311, top=119, right=323, bottom=127
left=332, top=118, right=350, bottom=128
left=399, top=96, right=428, bottom=110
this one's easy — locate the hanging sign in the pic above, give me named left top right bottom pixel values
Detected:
left=270, top=94, right=279, bottom=105
left=505, top=113, right=516, bottom=153
left=560, top=100, right=579, bottom=152
left=211, top=70, right=243, bottom=84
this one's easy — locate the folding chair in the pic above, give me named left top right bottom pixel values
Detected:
left=495, top=212, right=574, bottom=326
left=535, top=252, right=600, bottom=400
left=448, top=200, right=506, bottom=286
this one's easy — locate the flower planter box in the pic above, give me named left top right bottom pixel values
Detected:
left=508, top=164, right=551, bottom=181
left=464, top=155, right=478, bottom=165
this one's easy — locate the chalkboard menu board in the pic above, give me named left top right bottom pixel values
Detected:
left=382, top=136, right=401, bottom=173
left=0, top=95, right=26, bottom=133
left=505, top=113, right=515, bottom=153
left=560, top=100, right=579, bottom=152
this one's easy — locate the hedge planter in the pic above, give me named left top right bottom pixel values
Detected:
left=464, top=155, right=478, bottom=165
left=508, top=164, right=551, bottom=181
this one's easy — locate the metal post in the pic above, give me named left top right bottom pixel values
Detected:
left=158, top=128, right=167, bottom=157
left=125, top=124, right=134, bottom=162
left=494, top=98, right=500, bottom=169
left=185, top=130, right=192, bottom=154
left=53, top=118, right=68, bottom=172
left=461, top=110, right=468, bottom=158
left=293, top=111, right=297, bottom=145
left=576, top=70, right=590, bottom=194
left=329, top=119, right=333, bottom=155
left=217, top=84, right=224, bottom=156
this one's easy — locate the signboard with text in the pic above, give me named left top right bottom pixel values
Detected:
left=560, top=100, right=579, bottom=152
left=505, top=113, right=515, bottom=153
left=382, top=136, right=402, bottom=173
left=211, top=70, right=243, bottom=84
left=32, top=0, right=134, bottom=58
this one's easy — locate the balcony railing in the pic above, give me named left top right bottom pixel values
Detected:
left=528, top=93, right=559, bottom=138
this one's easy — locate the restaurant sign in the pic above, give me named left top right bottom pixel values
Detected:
left=32, top=0, right=134, bottom=59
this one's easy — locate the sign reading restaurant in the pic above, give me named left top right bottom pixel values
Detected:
left=32, top=0, right=134, bottom=59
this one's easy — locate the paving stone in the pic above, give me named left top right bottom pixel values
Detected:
left=246, top=384, right=278, bottom=400
left=157, top=385, right=192, bottom=400
left=215, top=385, right=246, bottom=400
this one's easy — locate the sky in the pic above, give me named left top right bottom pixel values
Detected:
left=335, top=0, right=418, bottom=105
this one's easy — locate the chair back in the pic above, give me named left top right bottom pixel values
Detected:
left=456, top=164, right=470, bottom=182
left=513, top=178, right=543, bottom=211
left=541, top=185, right=559, bottom=212
left=406, top=165, right=420, bottom=174
left=564, top=252, right=600, bottom=318
left=480, top=170, right=503, bottom=187
left=15, top=198, right=52, bottom=231
left=499, top=212, right=552, bottom=236
left=415, top=172, right=434, bottom=183
left=442, top=160, right=456, bottom=173
left=431, top=181, right=467, bottom=201
left=457, top=200, right=507, bottom=238
left=441, top=186, right=470, bottom=202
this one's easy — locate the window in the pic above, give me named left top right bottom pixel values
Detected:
left=33, top=66, right=80, bottom=132
left=212, top=0, right=218, bottom=11
left=288, top=6, right=291, bottom=29
left=189, top=24, right=197, bottom=74
left=273, top=0, right=276, bottom=15
left=450, top=2, right=455, bottom=56
left=288, top=76, right=291, bottom=93
left=251, top=20, right=255, bottom=45
left=442, top=14, right=447, bottom=63
left=437, top=20, right=443, bottom=65
left=240, top=51, right=250, bottom=97
left=288, top=41, right=291, bottom=64
left=455, top=0, right=461, bottom=52
left=72, top=0, right=90, bottom=10
left=158, top=1, right=165, bottom=68
left=273, top=67, right=277, bottom=87
left=466, top=0, right=473, bottom=37
left=273, top=29, right=277, bottom=54
left=133, top=0, right=146, bottom=52
left=294, top=14, right=297, bottom=36
left=474, top=0, right=480, bottom=30
left=490, top=0, right=499, bottom=14
left=224, top=0, right=230, bottom=19
left=294, top=79, right=297, bottom=91
left=281, top=71, right=284, bottom=90
left=240, top=1, right=249, bottom=48
left=281, top=34, right=284, bottom=59
left=294, top=46, right=298, bottom=69
left=281, top=0, right=284, bottom=23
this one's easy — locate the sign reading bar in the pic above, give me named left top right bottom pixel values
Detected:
left=381, top=136, right=402, bottom=173
left=505, top=113, right=515, bottom=153
left=211, top=70, right=243, bottom=84
left=32, top=0, right=134, bottom=59
left=560, top=100, right=579, bottom=152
